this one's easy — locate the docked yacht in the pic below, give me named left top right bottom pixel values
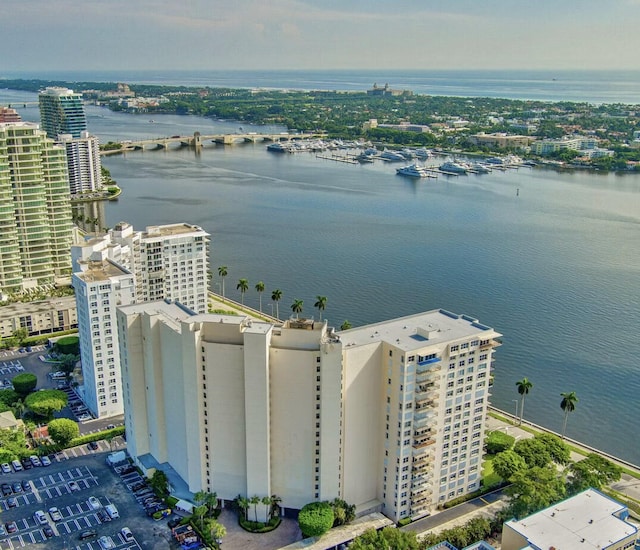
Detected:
left=439, top=160, right=468, bottom=174
left=469, top=163, right=491, bottom=174
left=396, top=163, right=431, bottom=178
left=266, top=142, right=290, bottom=153
left=380, top=149, right=406, bottom=162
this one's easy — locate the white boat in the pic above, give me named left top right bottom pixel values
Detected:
left=380, top=149, right=406, bottom=162
left=396, top=163, right=431, bottom=178
left=413, top=148, right=432, bottom=159
left=469, top=163, right=491, bottom=174
left=439, top=161, right=468, bottom=174
left=266, top=142, right=290, bottom=153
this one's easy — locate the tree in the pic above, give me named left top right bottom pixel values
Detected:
left=48, top=418, right=79, bottom=445
left=314, top=296, right=327, bottom=321
left=340, top=320, right=352, bottom=330
left=249, top=495, right=260, bottom=522
left=508, top=465, right=566, bottom=518
left=11, top=373, right=37, bottom=397
left=261, top=495, right=271, bottom=522
left=0, top=427, right=27, bottom=458
left=349, top=527, right=419, bottom=550
left=11, top=399, right=26, bottom=419
left=515, top=377, right=533, bottom=425
left=533, top=433, right=570, bottom=465
left=59, top=354, right=78, bottom=376
left=255, top=281, right=265, bottom=312
left=271, top=289, right=282, bottom=320
left=513, top=438, right=552, bottom=469
left=194, top=504, right=207, bottom=530
left=492, top=449, right=527, bottom=481
left=0, top=389, right=19, bottom=408
left=12, top=328, right=28, bottom=345
left=486, top=430, right=515, bottom=455
left=560, top=391, right=578, bottom=439
left=291, top=299, right=303, bottom=318
left=217, top=266, right=228, bottom=299
left=269, top=494, right=282, bottom=520
left=150, top=469, right=168, bottom=495
left=236, top=278, right=249, bottom=305
left=24, top=389, right=68, bottom=418
left=235, top=495, right=249, bottom=521
left=298, top=501, right=334, bottom=538
left=206, top=518, right=226, bottom=547
left=568, top=453, right=622, bottom=493
left=330, top=498, right=355, bottom=527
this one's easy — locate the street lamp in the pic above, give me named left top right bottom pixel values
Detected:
left=512, top=399, right=519, bottom=423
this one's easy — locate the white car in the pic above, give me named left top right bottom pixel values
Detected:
left=0, top=463, right=10, bottom=474
left=98, top=536, right=115, bottom=550
left=48, top=507, right=63, bottom=522
left=88, top=496, right=101, bottom=510
left=34, top=510, right=48, bottom=525
left=120, top=527, right=133, bottom=542
left=41, top=456, right=51, bottom=467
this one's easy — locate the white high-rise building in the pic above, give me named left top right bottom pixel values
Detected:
left=72, top=260, right=135, bottom=418
left=117, top=303, right=501, bottom=521
left=58, top=131, right=102, bottom=194
left=71, top=221, right=210, bottom=418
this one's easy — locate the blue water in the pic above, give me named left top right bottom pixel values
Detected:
left=3, top=69, right=640, bottom=103
left=1, top=78, right=640, bottom=466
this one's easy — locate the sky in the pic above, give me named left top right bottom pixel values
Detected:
left=2, top=0, right=640, bottom=73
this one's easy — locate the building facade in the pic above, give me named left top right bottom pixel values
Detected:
left=71, top=222, right=209, bottom=418
left=58, top=132, right=102, bottom=194
left=72, top=260, right=136, bottom=418
left=0, top=122, right=73, bottom=294
left=38, top=87, right=87, bottom=139
left=117, top=304, right=500, bottom=522
left=0, top=295, right=77, bottom=338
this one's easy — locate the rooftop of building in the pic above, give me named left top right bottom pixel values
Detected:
left=504, top=488, right=637, bottom=550
left=142, top=223, right=209, bottom=239
left=117, top=299, right=194, bottom=331
left=0, top=294, right=76, bottom=315
left=75, top=259, right=131, bottom=282
left=340, top=309, right=501, bottom=351
left=40, top=87, right=79, bottom=96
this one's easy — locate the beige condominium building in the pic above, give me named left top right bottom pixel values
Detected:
left=117, top=302, right=500, bottom=522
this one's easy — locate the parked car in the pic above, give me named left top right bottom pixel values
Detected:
left=1, top=483, right=11, bottom=496
left=97, top=509, right=111, bottom=523
left=88, top=441, right=99, bottom=451
left=67, top=480, right=80, bottom=492
left=41, top=456, right=51, bottom=467
left=105, top=504, right=119, bottom=519
left=121, top=527, right=134, bottom=542
left=34, top=510, right=48, bottom=525
left=98, top=536, right=115, bottom=550
left=30, top=455, right=41, bottom=467
left=48, top=507, right=62, bottom=522
left=1, top=463, right=11, bottom=474
left=19, top=458, right=31, bottom=470
left=88, top=496, right=101, bottom=510
left=43, top=526, right=54, bottom=538
left=79, top=530, right=97, bottom=540
left=11, top=460, right=22, bottom=472
left=11, top=482, right=22, bottom=493
left=21, top=480, right=31, bottom=492
left=7, top=497, right=18, bottom=508
left=106, top=424, right=116, bottom=430
left=4, top=521, right=17, bottom=534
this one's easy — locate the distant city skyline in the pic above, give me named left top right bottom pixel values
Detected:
left=2, top=0, right=639, bottom=72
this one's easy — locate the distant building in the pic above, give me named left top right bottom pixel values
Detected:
left=502, top=488, right=638, bottom=550
left=532, top=135, right=600, bottom=155
left=367, top=83, right=412, bottom=97
left=364, top=119, right=432, bottom=133
left=58, top=131, right=102, bottom=194
left=0, top=107, right=21, bottom=123
left=117, top=304, right=501, bottom=521
left=469, top=133, right=535, bottom=150
left=0, top=295, right=77, bottom=338
left=39, top=87, right=87, bottom=139
left=0, top=122, right=73, bottom=294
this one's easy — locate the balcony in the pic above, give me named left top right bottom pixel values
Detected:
left=479, top=339, right=502, bottom=350
left=413, top=438, right=436, bottom=450
left=416, top=371, right=439, bottom=384
left=413, top=426, right=433, bottom=438
left=412, top=461, right=430, bottom=474
left=415, top=397, right=436, bottom=409
left=416, top=359, right=441, bottom=375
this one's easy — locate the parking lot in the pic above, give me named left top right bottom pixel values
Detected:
left=0, top=449, right=173, bottom=550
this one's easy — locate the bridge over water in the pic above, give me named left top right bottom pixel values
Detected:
left=101, top=131, right=324, bottom=155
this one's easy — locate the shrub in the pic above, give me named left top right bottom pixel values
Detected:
left=11, top=373, right=37, bottom=396
left=54, top=335, right=80, bottom=355
left=25, top=389, right=68, bottom=418
left=48, top=418, right=79, bottom=445
left=298, top=502, right=334, bottom=538
left=485, top=430, right=515, bottom=454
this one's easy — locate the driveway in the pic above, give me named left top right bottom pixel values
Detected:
left=217, top=509, right=301, bottom=550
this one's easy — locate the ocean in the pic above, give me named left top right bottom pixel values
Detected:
left=3, top=69, right=640, bottom=104
left=1, top=73, right=639, bottom=465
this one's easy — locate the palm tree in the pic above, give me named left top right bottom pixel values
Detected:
left=249, top=495, right=260, bottom=522
left=236, top=495, right=249, bottom=521
left=236, top=278, right=249, bottom=305
left=560, top=391, right=578, bottom=439
left=217, top=266, right=228, bottom=300
left=269, top=494, right=282, bottom=520
left=255, top=281, right=265, bottom=312
left=12, top=399, right=26, bottom=419
left=515, top=378, right=533, bottom=425
left=261, top=495, right=271, bottom=523
left=271, top=289, right=282, bottom=320
left=314, top=295, right=327, bottom=321
left=291, top=299, right=303, bottom=318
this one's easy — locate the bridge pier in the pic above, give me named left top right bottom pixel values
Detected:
left=191, top=131, right=202, bottom=149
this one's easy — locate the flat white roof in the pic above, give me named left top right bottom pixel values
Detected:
left=505, top=489, right=637, bottom=550
left=340, top=309, right=500, bottom=351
